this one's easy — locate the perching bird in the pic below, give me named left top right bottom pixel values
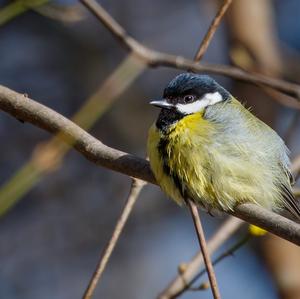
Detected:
left=147, top=73, right=300, bottom=218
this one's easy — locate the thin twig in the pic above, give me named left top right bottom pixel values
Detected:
left=158, top=217, right=243, bottom=299
left=79, top=0, right=300, bottom=100
left=82, top=178, right=146, bottom=299
left=194, top=0, right=233, bottom=62
left=260, top=86, right=300, bottom=110
left=178, top=234, right=251, bottom=297
left=187, top=200, right=221, bottom=299
left=186, top=2, right=233, bottom=297
left=1, top=86, right=300, bottom=245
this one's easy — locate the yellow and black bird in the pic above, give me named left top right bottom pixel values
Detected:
left=147, top=73, right=300, bottom=218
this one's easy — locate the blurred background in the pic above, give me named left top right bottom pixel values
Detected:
left=0, top=0, right=300, bottom=298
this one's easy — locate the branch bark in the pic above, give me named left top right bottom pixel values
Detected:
left=80, top=0, right=300, bottom=100
left=194, top=0, right=233, bottom=62
left=185, top=2, right=234, bottom=297
left=1, top=85, right=300, bottom=246
left=82, top=178, right=146, bottom=299
left=158, top=217, right=242, bottom=299
left=187, top=200, right=221, bottom=299
left=0, top=85, right=154, bottom=184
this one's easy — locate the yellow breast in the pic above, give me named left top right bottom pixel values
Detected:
left=148, top=107, right=289, bottom=212
left=147, top=112, right=216, bottom=206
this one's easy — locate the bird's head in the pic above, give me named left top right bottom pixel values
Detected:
left=150, top=73, right=230, bottom=116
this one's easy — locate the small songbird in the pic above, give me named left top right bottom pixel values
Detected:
left=147, top=73, right=300, bottom=218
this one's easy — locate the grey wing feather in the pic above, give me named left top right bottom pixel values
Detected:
left=280, top=183, right=300, bottom=219
left=288, top=169, right=295, bottom=186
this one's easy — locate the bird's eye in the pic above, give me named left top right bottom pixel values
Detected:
left=183, top=95, right=196, bottom=103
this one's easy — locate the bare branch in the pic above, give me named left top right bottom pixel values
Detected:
left=79, top=0, right=300, bottom=100
left=194, top=0, right=233, bottom=62
left=187, top=200, right=221, bottom=299
left=82, top=178, right=146, bottom=299
left=177, top=233, right=250, bottom=297
left=0, top=85, right=300, bottom=245
left=232, top=203, right=300, bottom=244
left=0, top=84, right=154, bottom=183
left=183, top=3, right=232, bottom=294
left=158, top=217, right=242, bottom=299
left=178, top=2, right=234, bottom=296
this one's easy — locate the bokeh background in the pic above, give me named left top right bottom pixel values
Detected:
left=1, top=0, right=300, bottom=298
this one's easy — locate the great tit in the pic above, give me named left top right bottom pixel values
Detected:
left=147, top=73, right=300, bottom=218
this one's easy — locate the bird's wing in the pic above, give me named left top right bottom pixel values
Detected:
left=287, top=169, right=295, bottom=186
left=280, top=166, right=300, bottom=219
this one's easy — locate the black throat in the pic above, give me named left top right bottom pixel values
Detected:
left=156, top=109, right=184, bottom=133
left=156, top=110, right=186, bottom=199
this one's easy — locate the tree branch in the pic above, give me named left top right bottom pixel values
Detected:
left=175, top=233, right=251, bottom=297
left=158, top=217, right=242, bottom=299
left=0, top=85, right=154, bottom=184
left=194, top=0, right=233, bottom=61
left=1, top=85, right=300, bottom=246
left=187, top=200, right=221, bottom=299
left=82, top=178, right=145, bottom=299
left=80, top=0, right=300, bottom=100
left=183, top=1, right=234, bottom=296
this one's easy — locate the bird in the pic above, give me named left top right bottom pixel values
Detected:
left=147, top=72, right=300, bottom=219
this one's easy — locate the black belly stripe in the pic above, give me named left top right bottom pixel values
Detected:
left=157, top=135, right=186, bottom=199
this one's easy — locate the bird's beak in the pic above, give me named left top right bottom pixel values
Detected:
left=149, top=99, right=174, bottom=109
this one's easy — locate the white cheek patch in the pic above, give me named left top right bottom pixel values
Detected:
left=176, top=92, right=223, bottom=114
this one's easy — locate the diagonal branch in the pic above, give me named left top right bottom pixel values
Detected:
left=80, top=0, right=300, bottom=100
left=82, top=178, right=146, bottom=299
left=158, top=216, right=242, bottom=299
left=180, top=233, right=250, bottom=297
left=187, top=200, right=221, bottom=299
left=194, top=0, right=233, bottom=62
left=1, top=85, right=300, bottom=246
left=184, top=2, right=235, bottom=297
